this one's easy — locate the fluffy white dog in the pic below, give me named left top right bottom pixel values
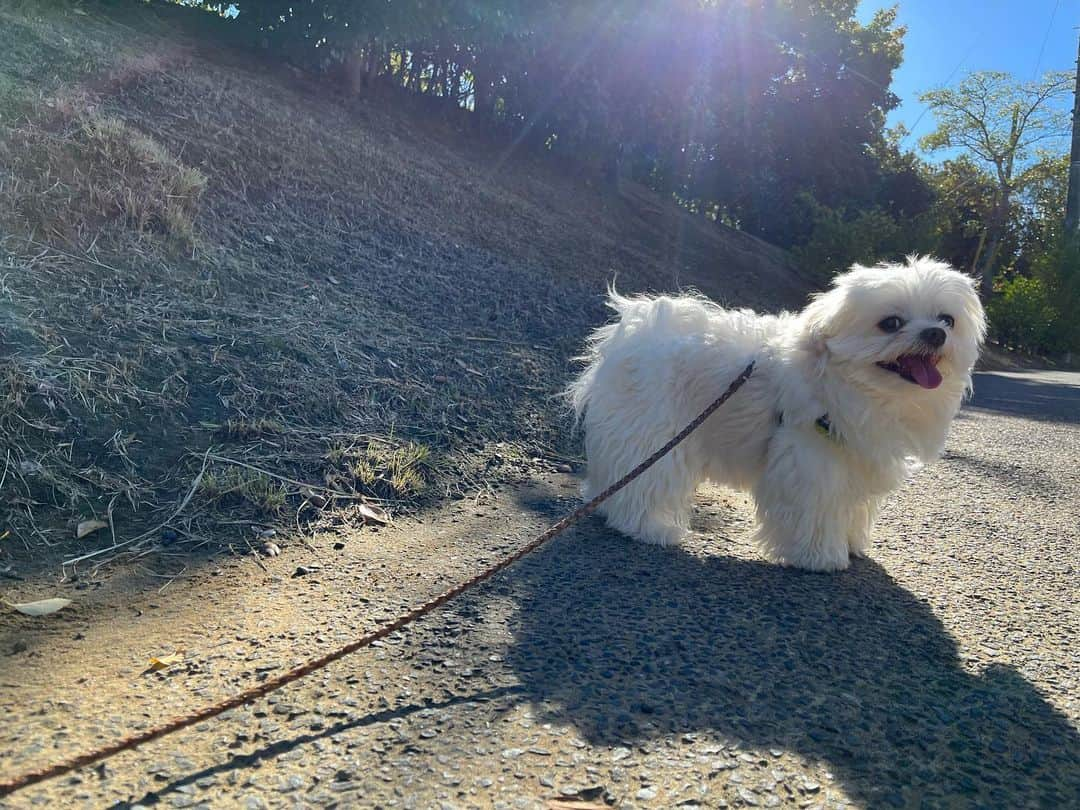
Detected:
left=569, top=257, right=986, bottom=571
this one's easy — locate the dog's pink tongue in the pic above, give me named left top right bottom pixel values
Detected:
left=900, top=355, right=942, bottom=389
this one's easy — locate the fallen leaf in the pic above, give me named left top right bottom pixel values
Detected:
left=6, top=598, right=72, bottom=616
left=259, top=541, right=281, bottom=557
left=147, top=653, right=184, bottom=671
left=76, top=519, right=109, bottom=539
left=358, top=503, right=389, bottom=525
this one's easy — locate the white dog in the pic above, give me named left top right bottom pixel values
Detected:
left=568, top=257, right=985, bottom=571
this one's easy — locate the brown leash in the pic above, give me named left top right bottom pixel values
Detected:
left=0, top=361, right=754, bottom=798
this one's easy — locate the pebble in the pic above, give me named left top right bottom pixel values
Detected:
left=278, top=774, right=305, bottom=791
left=737, top=788, right=761, bottom=806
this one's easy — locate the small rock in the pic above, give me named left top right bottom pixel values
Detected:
left=278, top=774, right=304, bottom=792
left=737, top=788, right=761, bottom=806
left=572, top=785, right=605, bottom=800
left=636, top=786, right=658, bottom=800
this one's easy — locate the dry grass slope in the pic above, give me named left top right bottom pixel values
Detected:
left=0, top=0, right=809, bottom=576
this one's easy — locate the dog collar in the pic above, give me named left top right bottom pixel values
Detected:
left=777, top=412, right=838, bottom=442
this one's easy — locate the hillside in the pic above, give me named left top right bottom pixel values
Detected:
left=0, top=0, right=812, bottom=575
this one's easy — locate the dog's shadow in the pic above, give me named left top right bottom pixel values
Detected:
left=497, top=488, right=1080, bottom=807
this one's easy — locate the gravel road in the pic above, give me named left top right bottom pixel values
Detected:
left=1, top=370, right=1077, bottom=809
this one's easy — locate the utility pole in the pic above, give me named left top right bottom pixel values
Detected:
left=1066, top=30, right=1080, bottom=234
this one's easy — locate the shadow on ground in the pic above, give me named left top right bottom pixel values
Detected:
left=110, top=687, right=524, bottom=809
left=969, top=371, right=1080, bottom=423
left=503, top=486, right=1080, bottom=808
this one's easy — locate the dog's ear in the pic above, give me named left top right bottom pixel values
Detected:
left=800, top=292, right=838, bottom=357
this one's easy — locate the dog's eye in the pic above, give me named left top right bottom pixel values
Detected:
left=877, top=316, right=905, bottom=333
left=939, top=314, right=955, bottom=328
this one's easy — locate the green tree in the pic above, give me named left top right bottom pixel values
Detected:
left=919, top=70, right=1073, bottom=298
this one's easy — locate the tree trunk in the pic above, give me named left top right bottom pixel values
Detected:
left=978, top=228, right=1003, bottom=300
left=406, top=50, right=421, bottom=91
left=472, top=63, right=490, bottom=118
left=969, top=229, right=988, bottom=276
left=977, top=194, right=1011, bottom=300
left=431, top=58, right=443, bottom=96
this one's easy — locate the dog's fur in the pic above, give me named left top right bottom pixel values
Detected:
left=569, top=257, right=986, bottom=571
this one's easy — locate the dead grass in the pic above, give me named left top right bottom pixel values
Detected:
left=326, top=440, right=432, bottom=500
left=197, top=467, right=288, bottom=515
left=0, top=106, right=206, bottom=248
left=0, top=1, right=807, bottom=576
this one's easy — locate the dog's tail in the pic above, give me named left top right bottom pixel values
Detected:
left=566, top=284, right=661, bottom=426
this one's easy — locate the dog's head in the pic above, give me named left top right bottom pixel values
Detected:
left=800, top=256, right=986, bottom=401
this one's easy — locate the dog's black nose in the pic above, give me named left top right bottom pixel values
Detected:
left=920, top=327, right=946, bottom=348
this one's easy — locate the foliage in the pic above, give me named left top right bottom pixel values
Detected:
left=1028, top=234, right=1080, bottom=353
left=919, top=70, right=1073, bottom=297
left=790, top=192, right=933, bottom=280
left=918, top=156, right=999, bottom=273
left=985, top=276, right=1062, bottom=354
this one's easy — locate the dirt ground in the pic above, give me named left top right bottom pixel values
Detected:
left=0, top=371, right=1077, bottom=808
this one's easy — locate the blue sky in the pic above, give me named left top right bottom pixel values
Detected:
left=857, top=0, right=1078, bottom=156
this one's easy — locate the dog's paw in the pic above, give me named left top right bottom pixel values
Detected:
left=762, top=544, right=851, bottom=572
left=636, top=523, right=689, bottom=547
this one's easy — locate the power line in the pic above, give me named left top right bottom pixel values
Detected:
left=900, top=34, right=982, bottom=145
left=1031, top=0, right=1061, bottom=79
